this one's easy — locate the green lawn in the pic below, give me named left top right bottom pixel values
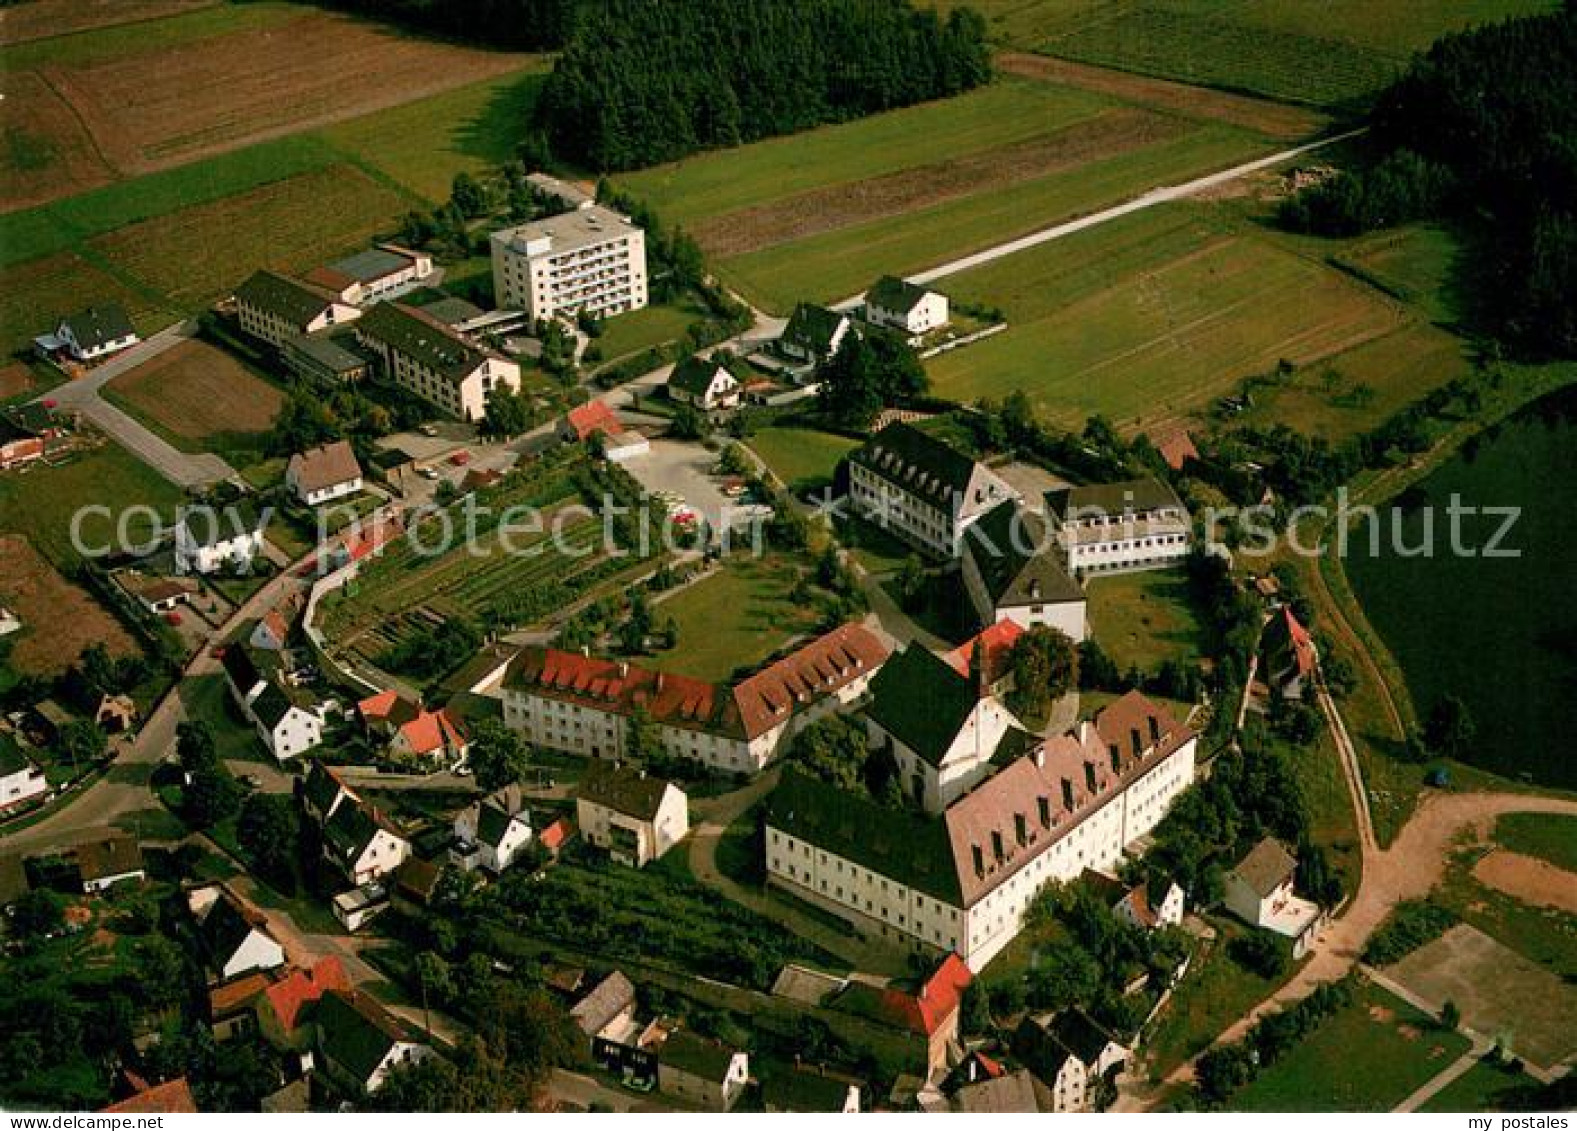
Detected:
left=648, top=554, right=822, bottom=682
left=1289, top=732, right=1363, bottom=896
left=1331, top=223, right=1468, bottom=325
left=1086, top=567, right=1204, bottom=674
left=179, top=673, right=269, bottom=764
left=593, top=300, right=704, bottom=363
left=748, top=426, right=860, bottom=489
left=1491, top=813, right=1577, bottom=873
left=1418, top=1057, right=1532, bottom=1113
left=1232, top=980, right=1471, bottom=1111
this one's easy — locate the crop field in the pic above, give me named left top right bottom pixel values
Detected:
left=0, top=252, right=173, bottom=358
left=0, top=0, right=221, bottom=46
left=88, top=164, right=413, bottom=308
left=944, top=0, right=1560, bottom=107
left=103, top=339, right=284, bottom=451
left=0, top=536, right=139, bottom=677
left=321, top=68, right=551, bottom=202
left=927, top=205, right=1407, bottom=435
left=1, top=70, right=118, bottom=212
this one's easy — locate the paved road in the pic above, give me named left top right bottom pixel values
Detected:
left=830, top=129, right=1366, bottom=310
left=39, top=321, right=237, bottom=487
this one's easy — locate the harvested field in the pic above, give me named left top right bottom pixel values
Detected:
left=0, top=0, right=219, bottom=46
left=1472, top=851, right=1577, bottom=915
left=694, top=108, right=1186, bottom=258
left=0, top=364, right=34, bottom=399
left=0, top=536, right=138, bottom=677
left=0, top=70, right=116, bottom=212
left=88, top=163, right=411, bottom=307
left=105, top=339, right=284, bottom=447
left=0, top=251, right=172, bottom=357
left=1385, top=924, right=1577, bottom=1071
left=38, top=10, right=543, bottom=176
left=996, top=53, right=1329, bottom=141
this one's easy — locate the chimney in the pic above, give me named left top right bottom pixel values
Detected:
left=1014, top=813, right=1027, bottom=846
left=1037, top=796, right=1051, bottom=827
left=1084, top=761, right=1097, bottom=792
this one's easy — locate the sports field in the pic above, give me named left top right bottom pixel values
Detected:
left=103, top=339, right=284, bottom=454
left=944, top=0, right=1560, bottom=107
left=927, top=205, right=1405, bottom=435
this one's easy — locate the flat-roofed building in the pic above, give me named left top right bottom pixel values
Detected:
left=490, top=205, right=647, bottom=321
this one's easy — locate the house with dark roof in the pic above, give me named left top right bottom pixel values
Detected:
left=1012, top=1008, right=1128, bottom=1111
left=1262, top=605, right=1318, bottom=700
left=657, top=1031, right=749, bottom=1111
left=314, top=989, right=434, bottom=1096
left=1223, top=837, right=1322, bottom=957
left=307, top=244, right=433, bottom=305
left=286, top=440, right=363, bottom=506
left=864, top=642, right=1033, bottom=813
left=322, top=801, right=411, bottom=886
left=247, top=681, right=325, bottom=762
left=175, top=496, right=267, bottom=575
left=569, top=970, right=637, bottom=1044
left=779, top=302, right=854, bottom=366
left=760, top=1062, right=862, bottom=1113
left=235, top=269, right=361, bottom=349
left=574, top=761, right=687, bottom=868
left=1085, top=868, right=1185, bottom=932
left=354, top=301, right=521, bottom=422
left=280, top=330, right=374, bottom=385
left=303, top=760, right=358, bottom=825
left=452, top=784, right=534, bottom=873
left=0, top=731, right=48, bottom=812
left=1045, top=476, right=1190, bottom=576
left=848, top=423, right=1014, bottom=558
left=189, top=885, right=286, bottom=983
left=74, top=834, right=145, bottom=893
left=40, top=304, right=139, bottom=362
left=766, top=691, right=1198, bottom=970
left=960, top=501, right=1087, bottom=639
left=949, top=1068, right=1044, bottom=1113
left=864, top=275, right=949, bottom=338
left=667, top=354, right=740, bottom=412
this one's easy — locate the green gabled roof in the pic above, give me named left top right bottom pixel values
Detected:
left=864, top=645, right=979, bottom=767
left=476, top=801, right=522, bottom=849
left=660, top=1031, right=739, bottom=1081
left=180, top=496, right=265, bottom=549
left=323, top=802, right=381, bottom=863
left=866, top=275, right=929, bottom=316
left=782, top=303, right=847, bottom=354
left=61, top=303, right=134, bottom=350
left=0, top=731, right=33, bottom=776
left=763, top=768, right=959, bottom=904
left=963, top=501, right=1083, bottom=607
left=304, top=761, right=351, bottom=815
left=668, top=354, right=731, bottom=396
left=355, top=301, right=490, bottom=384
left=849, top=422, right=981, bottom=503
left=235, top=270, right=342, bottom=325
left=316, top=990, right=410, bottom=1085
left=1044, top=476, right=1182, bottom=521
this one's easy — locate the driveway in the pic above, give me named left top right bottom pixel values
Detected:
left=40, top=321, right=236, bottom=488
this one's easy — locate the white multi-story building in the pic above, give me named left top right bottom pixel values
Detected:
left=234, top=270, right=362, bottom=349
left=490, top=205, right=647, bottom=321
left=961, top=501, right=1087, bottom=639
left=765, top=691, right=1197, bottom=971
left=175, top=500, right=268, bottom=575
left=1045, top=477, right=1191, bottom=576
left=500, top=624, right=889, bottom=775
left=848, top=423, right=1014, bottom=559
left=575, top=761, right=688, bottom=868
left=354, top=301, right=521, bottom=422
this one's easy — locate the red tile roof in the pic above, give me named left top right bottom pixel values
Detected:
left=209, top=970, right=275, bottom=1016
left=942, top=620, right=1024, bottom=686
left=1155, top=429, right=1198, bottom=471
left=263, top=956, right=351, bottom=1035
left=869, top=952, right=972, bottom=1036
left=399, top=707, right=467, bottom=757
left=539, top=816, right=574, bottom=851
left=565, top=400, right=624, bottom=442
left=732, top=624, right=891, bottom=740
left=1278, top=607, right=1317, bottom=677
left=103, top=1078, right=197, bottom=1114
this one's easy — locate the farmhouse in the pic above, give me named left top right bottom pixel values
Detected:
left=864, top=276, right=949, bottom=338
left=1262, top=605, right=1317, bottom=700
left=779, top=303, right=854, bottom=366
left=667, top=355, right=741, bottom=411
left=234, top=270, right=361, bottom=349
left=848, top=423, right=1013, bottom=558
left=575, top=761, right=688, bottom=868
left=452, top=784, right=534, bottom=873
left=285, top=440, right=363, bottom=506
left=1045, top=477, right=1190, bottom=576
left=490, top=205, right=648, bottom=321
left=764, top=691, right=1196, bottom=970
left=1223, top=837, right=1323, bottom=958
left=960, top=501, right=1086, bottom=639
left=657, top=1032, right=749, bottom=1111
left=500, top=624, right=889, bottom=774
left=0, top=731, right=48, bottom=812
left=175, top=499, right=267, bottom=575
left=314, top=989, right=434, bottom=1097
left=189, top=885, right=287, bottom=983
left=354, top=301, right=522, bottom=422
left=36, top=304, right=139, bottom=362
left=307, top=245, right=434, bottom=306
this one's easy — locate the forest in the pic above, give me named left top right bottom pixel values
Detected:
left=307, top=0, right=577, bottom=50
left=1282, top=5, right=1577, bottom=355
left=536, top=0, right=992, bottom=170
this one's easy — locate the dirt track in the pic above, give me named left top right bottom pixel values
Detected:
left=1473, top=849, right=1577, bottom=915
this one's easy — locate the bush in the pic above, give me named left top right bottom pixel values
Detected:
left=1229, top=930, right=1290, bottom=979
left=1362, top=900, right=1457, bottom=966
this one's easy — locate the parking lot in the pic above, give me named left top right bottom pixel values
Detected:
left=616, top=439, right=768, bottom=542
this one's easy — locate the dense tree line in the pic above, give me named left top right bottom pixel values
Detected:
left=305, top=0, right=577, bottom=50
left=538, top=0, right=991, bottom=170
left=1281, top=7, right=1577, bottom=354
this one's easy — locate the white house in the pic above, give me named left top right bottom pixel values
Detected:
left=452, top=785, right=534, bottom=873
left=248, top=684, right=325, bottom=762
left=667, top=355, right=740, bottom=411
left=658, top=1032, right=749, bottom=1111
left=234, top=270, right=362, bottom=349
left=574, top=761, right=688, bottom=868
left=285, top=440, right=363, bottom=507
left=75, top=835, right=145, bottom=894
left=1013, top=1010, right=1128, bottom=1112
left=1223, top=837, right=1323, bottom=958
left=779, top=303, right=853, bottom=366
left=0, top=733, right=48, bottom=812
left=316, top=990, right=434, bottom=1096
left=864, top=275, right=949, bottom=338
left=1045, top=477, right=1191, bottom=576
left=322, top=801, right=411, bottom=887
left=42, top=304, right=139, bottom=362
left=175, top=500, right=268, bottom=575
left=847, top=423, right=1014, bottom=559
left=765, top=691, right=1197, bottom=971
left=189, top=886, right=287, bottom=982
left=961, top=501, right=1087, bottom=639
left=490, top=205, right=648, bottom=321
left=354, top=300, right=521, bottom=422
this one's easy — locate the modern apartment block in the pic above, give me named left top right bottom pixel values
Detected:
left=490, top=205, right=648, bottom=321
